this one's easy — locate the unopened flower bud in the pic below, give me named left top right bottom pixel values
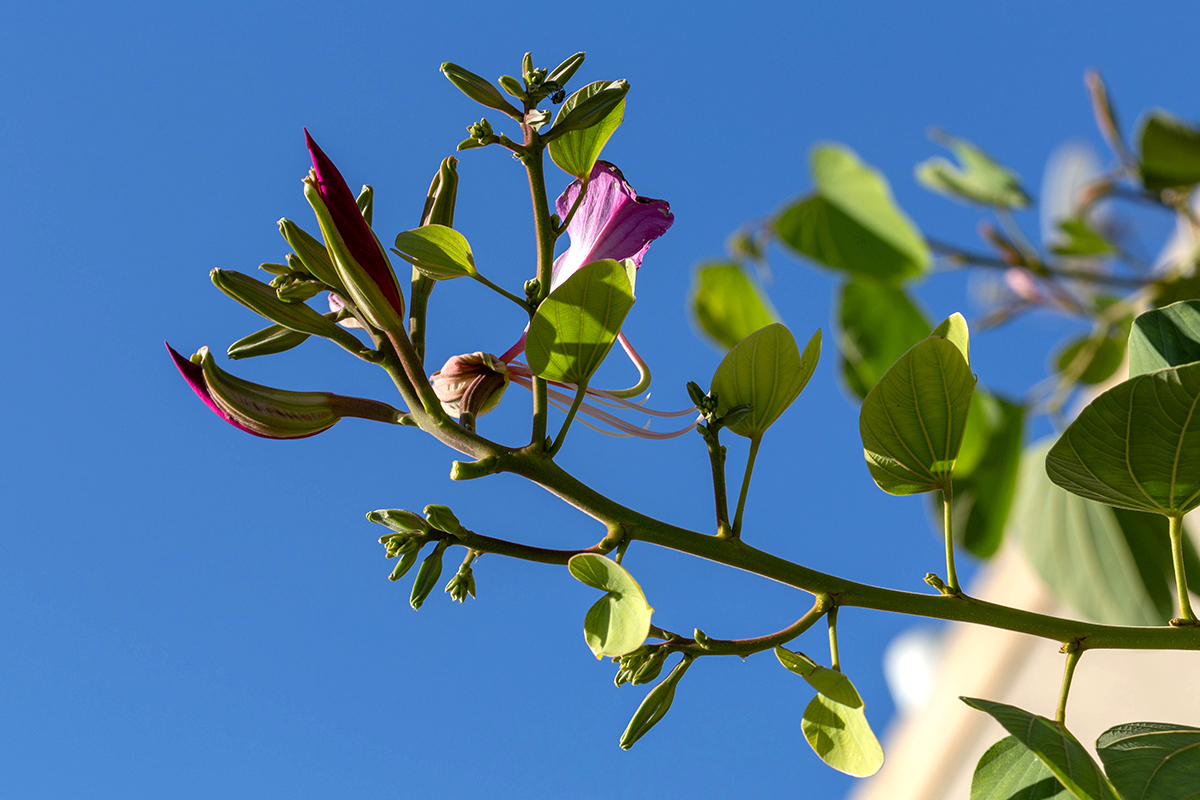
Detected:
left=367, top=509, right=431, bottom=534
left=430, top=352, right=510, bottom=419
left=440, top=63, right=522, bottom=120
left=497, top=75, right=526, bottom=101
left=278, top=218, right=344, bottom=292
left=424, top=504, right=463, bottom=535
left=410, top=541, right=449, bottom=610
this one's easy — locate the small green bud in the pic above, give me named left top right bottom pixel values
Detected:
left=274, top=276, right=324, bottom=303
left=444, top=561, right=476, bottom=603
left=259, top=262, right=292, bottom=276
left=693, top=629, right=711, bottom=649
left=227, top=322, right=312, bottom=360
left=420, top=157, right=459, bottom=229
left=440, top=62, right=522, bottom=120
left=209, top=269, right=358, bottom=346
left=467, top=118, right=494, bottom=140
left=278, top=218, right=344, bottom=292
left=356, top=185, right=373, bottom=227
left=685, top=381, right=708, bottom=409
left=456, top=137, right=487, bottom=151
left=424, top=504, right=462, bottom=535
left=498, top=75, right=526, bottom=101
left=410, top=541, right=449, bottom=609
left=390, top=545, right=422, bottom=582
left=631, top=649, right=668, bottom=686
left=521, top=52, right=535, bottom=83
left=619, top=656, right=693, bottom=750
left=367, top=509, right=431, bottom=534
left=546, top=52, right=585, bottom=90
left=524, top=278, right=540, bottom=300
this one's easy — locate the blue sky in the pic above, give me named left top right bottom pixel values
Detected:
left=4, top=2, right=1197, bottom=798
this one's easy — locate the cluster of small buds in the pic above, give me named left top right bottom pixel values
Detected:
left=687, top=381, right=752, bottom=431
left=613, top=647, right=668, bottom=687
left=444, top=563, right=477, bottom=603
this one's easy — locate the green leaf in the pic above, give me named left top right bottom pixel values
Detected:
left=931, top=312, right=971, bottom=365
left=946, top=391, right=1025, bottom=559
left=971, top=736, right=1068, bottom=800
left=916, top=130, right=1032, bottom=208
left=801, top=694, right=884, bottom=777
left=526, top=259, right=635, bottom=385
left=1097, top=721, right=1200, bottom=800
left=548, top=80, right=626, bottom=179
left=837, top=278, right=931, bottom=399
left=961, top=698, right=1120, bottom=800
left=690, top=262, right=779, bottom=352
left=776, top=144, right=931, bottom=283
left=1138, top=111, right=1200, bottom=193
left=392, top=224, right=477, bottom=280
left=569, top=554, right=653, bottom=659
left=1051, top=219, right=1114, bottom=257
left=775, top=648, right=863, bottom=708
left=1046, top=361, right=1200, bottom=516
left=710, top=324, right=822, bottom=439
left=1154, top=270, right=1200, bottom=308
left=1053, top=333, right=1129, bottom=385
left=1016, top=438, right=1176, bottom=625
left=859, top=334, right=977, bottom=495
left=1129, top=300, right=1200, bottom=377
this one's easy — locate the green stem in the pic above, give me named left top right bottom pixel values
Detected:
left=654, top=594, right=831, bottom=658
left=701, top=424, right=731, bottom=537
left=730, top=435, right=762, bottom=540
left=548, top=381, right=589, bottom=456
left=827, top=605, right=841, bottom=672
left=1169, top=515, right=1198, bottom=624
left=472, top=273, right=529, bottom=310
left=943, top=484, right=960, bottom=595
left=1055, top=646, right=1082, bottom=725
left=523, top=136, right=554, bottom=450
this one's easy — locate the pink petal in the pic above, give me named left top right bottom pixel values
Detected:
left=166, top=342, right=274, bottom=438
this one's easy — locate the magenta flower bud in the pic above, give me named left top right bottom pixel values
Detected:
left=429, top=352, right=510, bottom=419
left=303, top=130, right=405, bottom=331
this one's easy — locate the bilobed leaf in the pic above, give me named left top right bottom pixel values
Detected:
left=774, top=648, right=864, bottom=708
left=801, top=694, right=884, bottom=777
left=1138, top=111, right=1200, bottom=193
left=1097, top=721, right=1200, bottom=800
left=1016, top=439, right=1175, bottom=625
left=946, top=391, right=1025, bottom=559
left=1129, top=300, right=1200, bottom=377
left=971, top=736, right=1068, bottom=800
left=838, top=278, right=931, bottom=399
left=711, top=324, right=821, bottom=439
left=961, top=698, right=1120, bottom=800
left=392, top=224, right=477, bottom=280
left=859, top=334, right=977, bottom=495
left=1046, top=361, right=1200, bottom=516
left=1051, top=219, right=1114, bottom=257
left=916, top=130, right=1032, bottom=208
left=569, top=554, right=653, bottom=659
left=691, top=262, right=779, bottom=352
left=776, top=144, right=930, bottom=283
left=526, top=259, right=635, bottom=385
left=549, top=80, right=626, bottom=179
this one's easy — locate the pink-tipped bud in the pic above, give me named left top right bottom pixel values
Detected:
left=430, top=352, right=510, bottom=419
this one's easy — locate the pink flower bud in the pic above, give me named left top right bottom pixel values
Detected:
left=430, top=352, right=510, bottom=419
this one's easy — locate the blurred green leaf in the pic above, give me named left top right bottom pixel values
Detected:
left=1015, top=439, right=1175, bottom=625
left=774, top=647, right=863, bottom=708
left=946, top=391, right=1025, bottom=559
left=711, top=324, right=821, bottom=439
left=392, top=224, right=477, bottom=280
left=1053, top=332, right=1128, bottom=385
left=971, top=736, right=1068, bottom=800
left=1138, top=111, right=1200, bottom=193
left=1153, top=270, right=1200, bottom=307
left=838, top=278, right=931, bottom=399
left=691, top=262, right=779, bottom=351
left=860, top=334, right=976, bottom=495
left=961, top=698, right=1120, bottom=800
left=1046, top=362, right=1200, bottom=515
left=916, top=130, right=1032, bottom=208
left=1097, top=722, right=1200, bottom=800
left=1128, top=300, right=1200, bottom=377
left=548, top=81, right=626, bottom=179
left=776, top=144, right=930, bottom=282
left=1051, top=218, right=1114, bottom=257
left=569, top=554, right=653, bottom=659
left=801, top=694, right=884, bottom=777
left=527, top=259, right=635, bottom=385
